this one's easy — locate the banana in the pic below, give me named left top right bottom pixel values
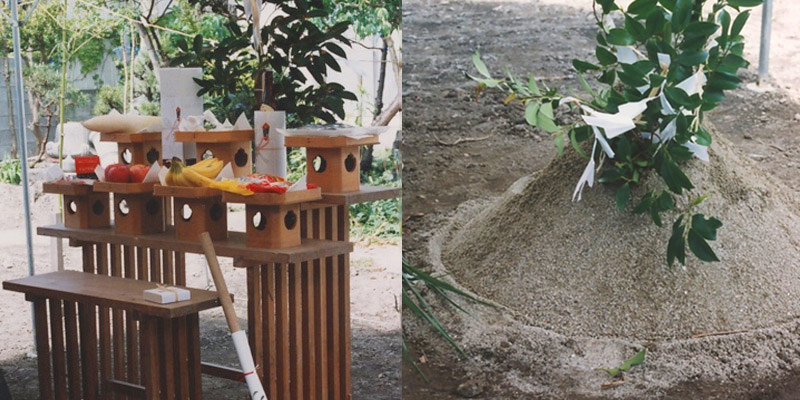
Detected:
left=182, top=165, right=216, bottom=187
left=165, top=159, right=193, bottom=187
left=188, top=158, right=224, bottom=179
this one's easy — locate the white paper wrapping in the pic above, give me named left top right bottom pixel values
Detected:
left=277, top=123, right=388, bottom=139
left=159, top=68, right=203, bottom=161
left=143, top=286, right=191, bottom=304
left=232, top=330, right=267, bottom=400
left=142, top=163, right=161, bottom=183
left=254, top=111, right=287, bottom=178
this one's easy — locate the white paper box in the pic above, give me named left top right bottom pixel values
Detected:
left=254, top=111, right=287, bottom=178
left=143, top=286, right=191, bottom=304
left=159, top=68, right=203, bottom=161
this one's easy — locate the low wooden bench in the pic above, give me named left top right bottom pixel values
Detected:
left=3, top=270, right=224, bottom=400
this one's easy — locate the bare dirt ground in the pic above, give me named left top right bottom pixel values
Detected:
left=0, top=180, right=400, bottom=399
left=402, top=0, right=800, bottom=398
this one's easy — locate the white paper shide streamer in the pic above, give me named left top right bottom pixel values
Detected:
left=254, top=111, right=287, bottom=178
left=232, top=330, right=267, bottom=400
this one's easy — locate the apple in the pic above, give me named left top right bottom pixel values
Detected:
left=104, top=164, right=131, bottom=183
left=130, top=164, right=150, bottom=183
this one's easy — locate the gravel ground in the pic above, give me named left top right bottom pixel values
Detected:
left=402, top=0, right=800, bottom=398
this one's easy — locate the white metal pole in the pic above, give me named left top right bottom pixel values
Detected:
left=8, top=0, right=37, bottom=353
left=758, top=0, right=773, bottom=81
left=9, top=0, right=34, bottom=279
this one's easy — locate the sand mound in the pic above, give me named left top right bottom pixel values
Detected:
left=442, top=125, right=800, bottom=340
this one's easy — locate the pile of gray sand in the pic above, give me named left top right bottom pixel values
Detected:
left=416, top=125, right=800, bottom=399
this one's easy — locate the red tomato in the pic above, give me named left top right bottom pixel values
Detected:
left=104, top=164, right=131, bottom=183
left=129, top=164, right=150, bottom=183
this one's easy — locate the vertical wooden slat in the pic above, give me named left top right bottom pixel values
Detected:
left=326, top=207, right=341, bottom=400
left=80, top=245, right=99, bottom=400
left=289, top=263, right=304, bottom=399
left=314, top=258, right=328, bottom=400
left=97, top=244, right=112, bottom=398
left=124, top=246, right=139, bottom=385
left=248, top=265, right=263, bottom=382
left=174, top=252, right=186, bottom=286
left=140, top=317, right=160, bottom=400
left=262, top=264, right=278, bottom=400
left=337, top=204, right=352, bottom=400
left=110, top=244, right=126, bottom=396
left=300, top=209, right=308, bottom=238
left=175, top=318, right=190, bottom=400
left=186, top=314, right=203, bottom=400
left=163, top=250, right=175, bottom=285
left=149, top=248, right=161, bottom=284
left=79, top=302, right=99, bottom=400
left=301, top=261, right=316, bottom=400
left=275, top=263, right=290, bottom=400
left=161, top=319, right=176, bottom=400
left=49, top=299, right=67, bottom=400
left=137, top=247, right=149, bottom=281
left=33, top=297, right=54, bottom=400
left=64, top=301, right=82, bottom=399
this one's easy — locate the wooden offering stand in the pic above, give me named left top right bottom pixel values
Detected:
left=35, top=222, right=353, bottom=400
left=154, top=185, right=227, bottom=242
left=94, top=182, right=164, bottom=235
left=4, top=270, right=222, bottom=400
left=223, top=187, right=322, bottom=249
left=285, top=135, right=380, bottom=193
left=100, top=131, right=162, bottom=166
left=175, top=130, right=254, bottom=177
left=43, top=182, right=110, bottom=229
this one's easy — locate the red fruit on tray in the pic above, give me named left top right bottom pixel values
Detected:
left=129, top=164, right=150, bottom=183
left=104, top=163, right=131, bottom=183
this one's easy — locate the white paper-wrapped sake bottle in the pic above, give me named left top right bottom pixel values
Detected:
left=253, top=110, right=287, bottom=178
left=159, top=68, right=203, bottom=162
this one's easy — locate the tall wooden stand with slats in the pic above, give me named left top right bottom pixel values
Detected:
left=35, top=224, right=354, bottom=400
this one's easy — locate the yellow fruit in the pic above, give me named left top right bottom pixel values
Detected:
left=165, top=159, right=193, bottom=186
left=182, top=166, right=215, bottom=187
left=210, top=179, right=253, bottom=195
left=188, top=158, right=224, bottom=179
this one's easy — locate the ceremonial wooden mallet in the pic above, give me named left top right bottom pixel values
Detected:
left=200, top=232, right=268, bottom=400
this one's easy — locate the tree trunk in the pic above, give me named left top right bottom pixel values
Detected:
left=372, top=35, right=402, bottom=127
left=31, top=113, right=52, bottom=165
left=3, top=57, right=17, bottom=159
left=361, top=37, right=390, bottom=173
left=27, top=88, right=43, bottom=157
left=136, top=19, right=162, bottom=81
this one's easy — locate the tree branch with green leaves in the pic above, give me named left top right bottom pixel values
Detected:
left=470, top=0, right=763, bottom=267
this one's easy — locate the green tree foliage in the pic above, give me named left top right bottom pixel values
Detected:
left=318, top=0, right=401, bottom=38
left=471, top=0, right=763, bottom=267
left=169, top=0, right=357, bottom=125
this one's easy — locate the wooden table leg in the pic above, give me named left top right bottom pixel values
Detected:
left=262, top=264, right=278, bottom=400
left=161, top=319, right=176, bottom=399
left=48, top=298, right=67, bottom=400
left=64, top=301, right=82, bottom=399
left=314, top=257, right=328, bottom=400
left=186, top=314, right=203, bottom=400
left=140, top=316, right=161, bottom=400
left=337, top=205, right=352, bottom=400
left=33, top=297, right=55, bottom=400
left=276, top=263, right=290, bottom=400
left=301, top=261, right=317, bottom=400
left=247, top=265, right=263, bottom=382
left=289, top=263, right=304, bottom=399
left=175, top=317, right=190, bottom=400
